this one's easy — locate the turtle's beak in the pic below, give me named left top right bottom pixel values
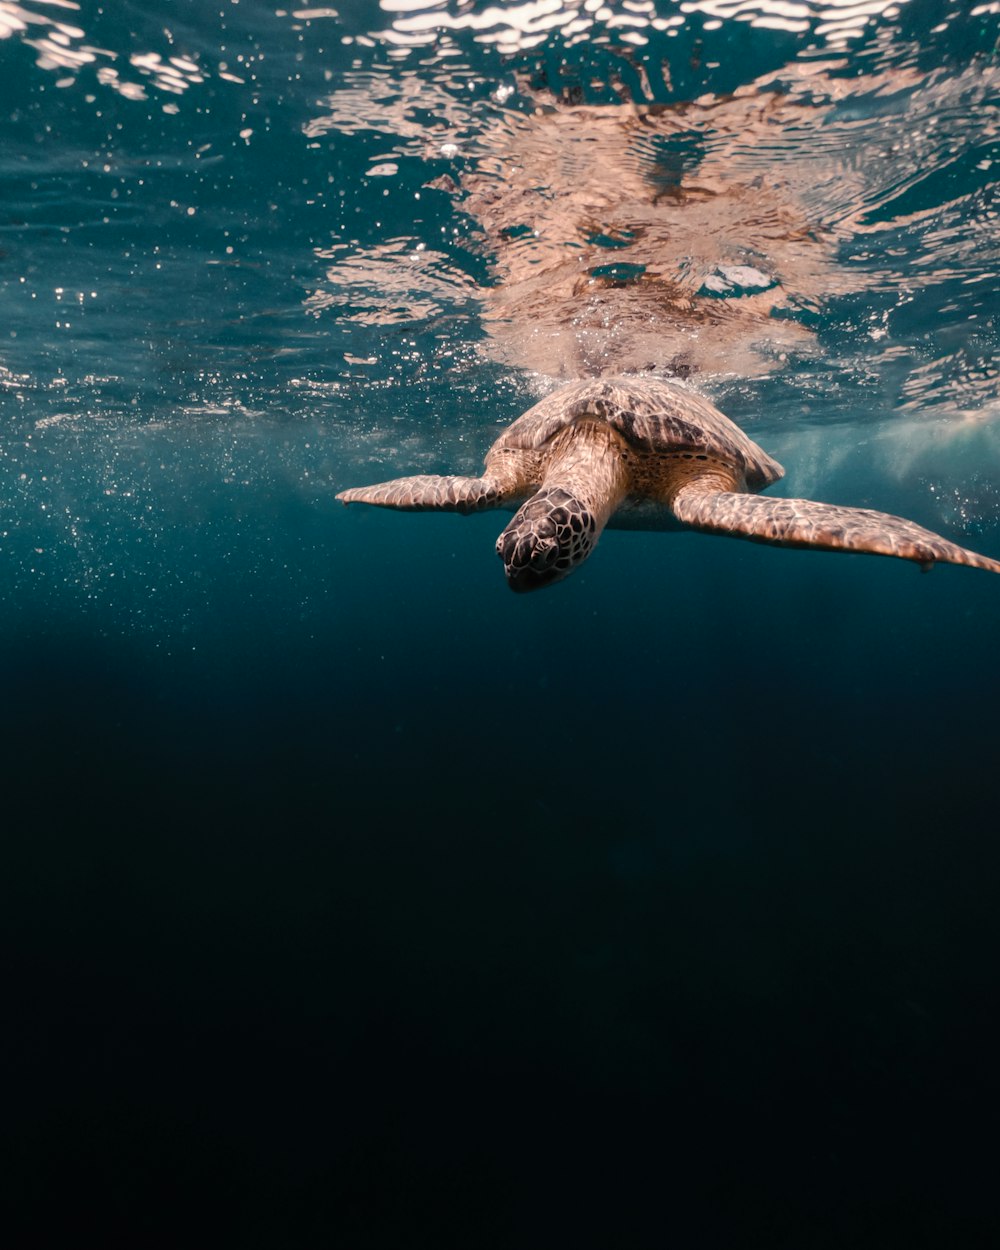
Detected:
left=496, top=524, right=565, bottom=592
left=504, top=563, right=562, bottom=593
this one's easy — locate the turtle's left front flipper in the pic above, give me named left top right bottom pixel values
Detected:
left=672, top=483, right=1000, bottom=574
left=337, top=474, right=504, bottom=514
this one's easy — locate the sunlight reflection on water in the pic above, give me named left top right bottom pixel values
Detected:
left=368, top=0, right=915, bottom=54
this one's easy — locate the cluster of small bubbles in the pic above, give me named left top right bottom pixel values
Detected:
left=924, top=476, right=1000, bottom=535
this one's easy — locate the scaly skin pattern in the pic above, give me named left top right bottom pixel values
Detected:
left=671, top=483, right=1000, bottom=574
left=336, top=469, right=519, bottom=513
left=496, top=419, right=630, bottom=591
left=336, top=438, right=539, bottom=512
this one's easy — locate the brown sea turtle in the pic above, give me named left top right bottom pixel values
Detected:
left=337, top=376, right=1000, bottom=592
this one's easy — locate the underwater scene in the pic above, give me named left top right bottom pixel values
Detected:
left=3, top=0, right=999, bottom=1243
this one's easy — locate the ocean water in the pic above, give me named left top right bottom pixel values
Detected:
left=3, top=1, right=999, bottom=1243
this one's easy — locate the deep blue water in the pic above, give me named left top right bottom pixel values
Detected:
left=3, top=1, right=1000, bottom=1244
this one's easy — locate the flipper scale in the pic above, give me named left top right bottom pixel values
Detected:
left=337, top=474, right=502, bottom=513
left=673, top=485, right=1000, bottom=574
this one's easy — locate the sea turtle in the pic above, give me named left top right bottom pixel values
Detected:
left=337, top=376, right=1000, bottom=592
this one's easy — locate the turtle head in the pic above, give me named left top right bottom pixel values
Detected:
left=496, top=488, right=598, bottom=593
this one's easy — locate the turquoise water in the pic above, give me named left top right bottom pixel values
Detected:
left=3, top=1, right=1000, bottom=1243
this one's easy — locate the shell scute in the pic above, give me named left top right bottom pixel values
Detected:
left=497, top=376, right=783, bottom=489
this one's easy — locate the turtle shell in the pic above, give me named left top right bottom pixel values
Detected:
left=496, top=376, right=783, bottom=490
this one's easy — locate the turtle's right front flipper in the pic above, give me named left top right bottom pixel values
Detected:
left=337, top=474, right=504, bottom=514
left=672, top=483, right=1000, bottom=574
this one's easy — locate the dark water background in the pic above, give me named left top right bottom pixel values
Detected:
left=3, top=1, right=1000, bottom=1244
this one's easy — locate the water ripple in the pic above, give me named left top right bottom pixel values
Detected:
left=307, top=45, right=997, bottom=415
left=369, top=0, right=917, bottom=55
